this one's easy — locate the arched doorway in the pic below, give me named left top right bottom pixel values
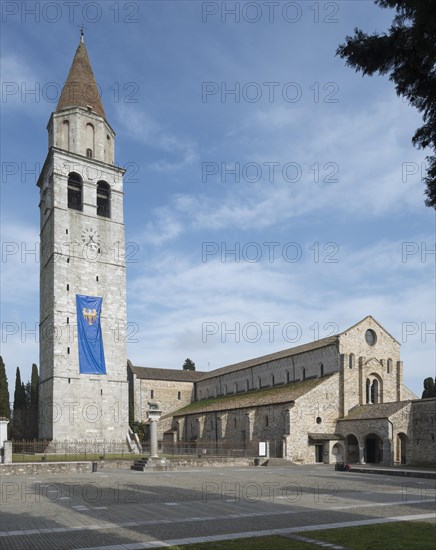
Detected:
left=345, top=435, right=359, bottom=463
left=397, top=433, right=407, bottom=464
left=332, top=442, right=344, bottom=463
left=364, top=433, right=383, bottom=463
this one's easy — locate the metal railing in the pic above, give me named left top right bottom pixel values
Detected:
left=140, top=440, right=277, bottom=458
left=11, top=440, right=138, bottom=462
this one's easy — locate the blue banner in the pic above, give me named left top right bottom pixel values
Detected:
left=76, top=294, right=106, bottom=375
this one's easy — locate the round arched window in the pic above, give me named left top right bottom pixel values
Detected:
left=365, top=329, right=377, bottom=346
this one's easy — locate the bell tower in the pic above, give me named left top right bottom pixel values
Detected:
left=37, top=34, right=129, bottom=442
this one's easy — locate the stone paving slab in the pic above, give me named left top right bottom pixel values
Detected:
left=1, top=465, right=435, bottom=549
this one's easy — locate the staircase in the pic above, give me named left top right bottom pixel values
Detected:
left=131, top=458, right=149, bottom=471
left=264, top=458, right=296, bottom=467
left=131, top=457, right=173, bottom=472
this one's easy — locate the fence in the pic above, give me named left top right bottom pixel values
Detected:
left=11, top=440, right=138, bottom=462
left=140, top=440, right=281, bottom=458
left=12, top=439, right=282, bottom=461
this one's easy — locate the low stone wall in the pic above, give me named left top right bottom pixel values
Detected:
left=163, top=457, right=252, bottom=468
left=0, top=456, right=252, bottom=476
left=0, top=461, right=94, bottom=476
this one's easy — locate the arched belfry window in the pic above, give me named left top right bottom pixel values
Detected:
left=62, top=120, right=70, bottom=150
left=67, top=172, right=82, bottom=211
left=86, top=123, right=94, bottom=158
left=97, top=181, right=111, bottom=218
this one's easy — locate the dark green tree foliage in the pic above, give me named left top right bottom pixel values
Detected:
left=13, top=367, right=26, bottom=410
left=337, top=0, right=436, bottom=207
left=422, top=377, right=436, bottom=398
left=183, top=358, right=196, bottom=371
left=26, top=364, right=39, bottom=439
left=0, top=356, right=11, bottom=419
left=11, top=367, right=27, bottom=439
left=11, top=365, right=40, bottom=439
left=131, top=421, right=148, bottom=442
left=30, top=363, right=39, bottom=407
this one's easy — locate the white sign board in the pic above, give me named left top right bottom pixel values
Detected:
left=259, top=442, right=266, bottom=457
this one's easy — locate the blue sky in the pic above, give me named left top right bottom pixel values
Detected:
left=1, top=1, right=435, bottom=399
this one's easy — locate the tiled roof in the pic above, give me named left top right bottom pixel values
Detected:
left=308, top=433, right=342, bottom=441
left=340, top=401, right=410, bottom=420
left=197, top=336, right=338, bottom=381
left=57, top=40, right=106, bottom=118
left=129, top=365, right=206, bottom=382
left=169, top=375, right=333, bottom=417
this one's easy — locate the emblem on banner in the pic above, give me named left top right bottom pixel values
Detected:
left=82, top=308, right=98, bottom=325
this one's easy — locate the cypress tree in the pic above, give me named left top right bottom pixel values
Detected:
left=13, top=367, right=26, bottom=410
left=29, top=364, right=39, bottom=439
left=30, top=364, right=39, bottom=407
left=12, top=367, right=27, bottom=439
left=0, top=356, right=11, bottom=419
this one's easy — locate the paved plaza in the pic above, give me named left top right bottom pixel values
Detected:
left=1, top=464, right=435, bottom=549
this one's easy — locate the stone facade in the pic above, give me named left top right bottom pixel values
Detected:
left=195, top=340, right=338, bottom=400
left=409, top=398, right=436, bottom=465
left=130, top=316, right=434, bottom=467
left=128, top=364, right=205, bottom=439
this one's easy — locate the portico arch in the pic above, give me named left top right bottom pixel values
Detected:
left=396, top=432, right=408, bottom=464
left=332, top=442, right=344, bottom=463
left=364, top=433, right=383, bottom=463
left=345, top=434, right=359, bottom=463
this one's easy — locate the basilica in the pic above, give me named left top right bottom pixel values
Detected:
left=37, top=36, right=435, bottom=467
left=129, top=316, right=435, bottom=466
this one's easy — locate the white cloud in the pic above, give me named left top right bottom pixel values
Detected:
left=115, top=105, right=198, bottom=172
left=128, top=94, right=427, bottom=245
left=1, top=54, right=53, bottom=114
left=126, top=236, right=435, bottom=395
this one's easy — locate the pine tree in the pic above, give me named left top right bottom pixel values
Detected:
left=0, top=356, right=11, bottom=419
left=422, top=377, right=436, bottom=399
left=337, top=0, right=436, bottom=207
left=182, top=358, right=196, bottom=371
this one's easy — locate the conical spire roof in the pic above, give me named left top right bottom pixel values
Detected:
left=56, top=37, right=106, bottom=119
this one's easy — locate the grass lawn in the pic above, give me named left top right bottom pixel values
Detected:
left=306, top=521, right=436, bottom=549
left=156, top=521, right=436, bottom=549
left=161, top=536, right=318, bottom=549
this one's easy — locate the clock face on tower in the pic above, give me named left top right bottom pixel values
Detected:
left=81, top=227, right=100, bottom=248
